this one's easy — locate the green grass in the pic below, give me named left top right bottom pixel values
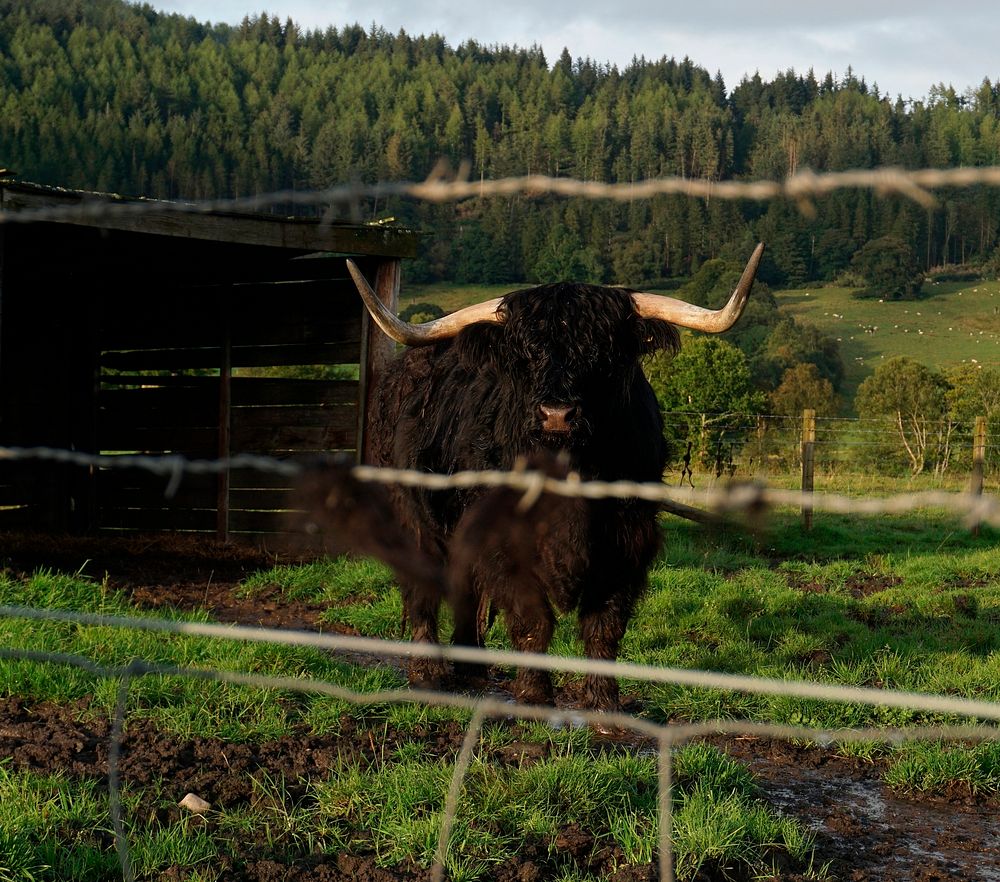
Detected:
left=628, top=542, right=1000, bottom=731
left=0, top=741, right=818, bottom=882
left=240, top=512, right=1000, bottom=785
left=2, top=509, right=999, bottom=878
left=0, top=764, right=220, bottom=881
left=0, top=568, right=406, bottom=740
left=775, top=278, right=1000, bottom=400
left=0, top=560, right=825, bottom=878
left=883, top=739, right=1000, bottom=796
left=310, top=740, right=815, bottom=880
left=400, top=281, right=514, bottom=314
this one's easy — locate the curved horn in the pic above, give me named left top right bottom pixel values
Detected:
left=631, top=242, right=764, bottom=333
left=346, top=259, right=503, bottom=346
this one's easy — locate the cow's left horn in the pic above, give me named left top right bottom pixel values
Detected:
left=631, top=242, right=764, bottom=332
left=346, top=260, right=503, bottom=346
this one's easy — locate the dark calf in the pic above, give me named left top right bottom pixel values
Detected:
left=292, top=458, right=448, bottom=684
left=447, top=452, right=610, bottom=706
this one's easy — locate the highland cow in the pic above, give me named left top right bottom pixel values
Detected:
left=346, top=244, right=763, bottom=710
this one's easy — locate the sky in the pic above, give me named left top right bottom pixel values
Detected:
left=153, top=0, right=999, bottom=102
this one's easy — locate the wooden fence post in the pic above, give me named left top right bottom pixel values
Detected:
left=801, top=408, right=815, bottom=530
left=971, top=415, right=987, bottom=537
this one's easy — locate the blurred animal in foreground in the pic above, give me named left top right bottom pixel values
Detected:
left=291, top=458, right=443, bottom=611
left=446, top=451, right=586, bottom=704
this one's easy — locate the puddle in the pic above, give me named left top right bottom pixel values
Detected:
left=744, top=750, right=1000, bottom=880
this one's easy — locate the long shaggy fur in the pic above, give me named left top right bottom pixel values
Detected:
left=366, top=283, right=679, bottom=708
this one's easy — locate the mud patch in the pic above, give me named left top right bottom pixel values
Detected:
left=844, top=573, right=901, bottom=598
left=719, top=737, right=1000, bottom=881
left=790, top=572, right=901, bottom=598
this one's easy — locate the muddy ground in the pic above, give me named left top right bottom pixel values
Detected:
left=3, top=532, right=1000, bottom=881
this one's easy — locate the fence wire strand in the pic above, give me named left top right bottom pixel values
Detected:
left=8, top=165, right=1000, bottom=227
left=1, top=445, right=997, bottom=529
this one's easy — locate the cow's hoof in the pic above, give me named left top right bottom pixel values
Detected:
left=407, top=658, right=449, bottom=690
left=513, top=671, right=555, bottom=706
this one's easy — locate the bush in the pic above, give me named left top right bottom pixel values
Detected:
left=398, top=302, right=445, bottom=323
left=646, top=337, right=766, bottom=471
left=850, top=236, right=924, bottom=300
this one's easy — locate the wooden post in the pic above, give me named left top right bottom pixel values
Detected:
left=358, top=258, right=400, bottom=464
left=217, top=301, right=232, bottom=541
left=971, top=415, right=987, bottom=537
left=801, top=408, right=815, bottom=530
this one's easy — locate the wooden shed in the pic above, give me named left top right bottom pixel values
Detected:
left=0, top=180, right=419, bottom=538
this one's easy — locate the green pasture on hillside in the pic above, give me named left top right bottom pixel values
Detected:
left=775, top=279, right=1000, bottom=399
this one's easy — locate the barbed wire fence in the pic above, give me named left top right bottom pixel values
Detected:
left=658, top=410, right=999, bottom=485
left=3, top=163, right=1000, bottom=879
left=7, top=163, right=1000, bottom=224
left=2, top=443, right=999, bottom=525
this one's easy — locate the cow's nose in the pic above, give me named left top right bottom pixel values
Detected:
left=539, top=403, right=579, bottom=433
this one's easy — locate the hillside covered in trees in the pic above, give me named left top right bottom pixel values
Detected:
left=4, top=0, right=1000, bottom=290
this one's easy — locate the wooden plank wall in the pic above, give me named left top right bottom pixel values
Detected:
left=96, top=271, right=374, bottom=537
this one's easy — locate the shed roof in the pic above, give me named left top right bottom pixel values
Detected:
left=0, top=179, right=421, bottom=258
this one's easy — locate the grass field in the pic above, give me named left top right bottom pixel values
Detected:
left=1, top=509, right=998, bottom=879
left=774, top=278, right=1000, bottom=400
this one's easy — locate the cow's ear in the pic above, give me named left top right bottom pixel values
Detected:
left=635, top=317, right=681, bottom=356
left=454, top=322, right=504, bottom=370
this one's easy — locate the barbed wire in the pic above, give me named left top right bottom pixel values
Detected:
left=1, top=444, right=997, bottom=524
left=7, top=165, right=1000, bottom=227
left=4, top=609, right=1000, bottom=882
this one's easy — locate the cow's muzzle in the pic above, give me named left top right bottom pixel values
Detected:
left=538, top=403, right=579, bottom=434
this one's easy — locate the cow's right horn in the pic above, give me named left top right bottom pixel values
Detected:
left=346, top=260, right=503, bottom=346
left=631, top=243, right=764, bottom=333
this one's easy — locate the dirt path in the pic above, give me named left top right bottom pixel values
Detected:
left=4, top=533, right=1000, bottom=880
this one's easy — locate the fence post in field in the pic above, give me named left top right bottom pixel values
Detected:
left=971, top=415, right=987, bottom=536
left=801, top=408, right=816, bottom=530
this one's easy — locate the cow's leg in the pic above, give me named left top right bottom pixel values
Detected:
left=497, top=579, right=556, bottom=704
left=447, top=571, right=489, bottom=683
left=400, top=579, right=448, bottom=689
left=577, top=593, right=636, bottom=712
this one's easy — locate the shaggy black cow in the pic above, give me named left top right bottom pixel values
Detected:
left=347, top=245, right=763, bottom=710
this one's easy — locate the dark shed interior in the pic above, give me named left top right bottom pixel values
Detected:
left=0, top=181, right=419, bottom=538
